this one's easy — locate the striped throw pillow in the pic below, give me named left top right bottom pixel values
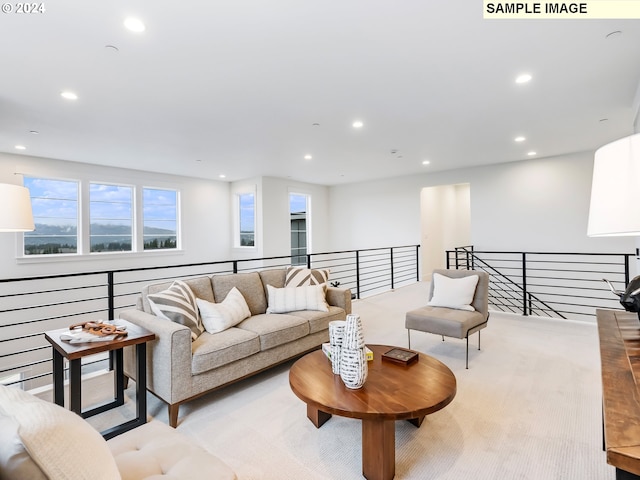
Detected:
left=285, top=267, right=329, bottom=287
left=147, top=280, right=204, bottom=341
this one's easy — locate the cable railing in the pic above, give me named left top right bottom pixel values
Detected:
left=0, top=245, right=420, bottom=391
left=447, top=246, right=633, bottom=320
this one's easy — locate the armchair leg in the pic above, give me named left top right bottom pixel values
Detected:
left=466, top=336, right=469, bottom=369
left=169, top=404, right=179, bottom=428
left=407, top=330, right=411, bottom=349
left=478, top=330, right=481, bottom=350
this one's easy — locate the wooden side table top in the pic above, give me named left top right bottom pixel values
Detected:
left=289, top=344, right=457, bottom=421
left=44, top=319, right=155, bottom=360
left=597, top=308, right=640, bottom=477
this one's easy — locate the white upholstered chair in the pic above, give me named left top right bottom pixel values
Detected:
left=405, top=269, right=490, bottom=368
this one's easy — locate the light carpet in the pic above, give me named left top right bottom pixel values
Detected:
left=42, top=282, right=615, bottom=479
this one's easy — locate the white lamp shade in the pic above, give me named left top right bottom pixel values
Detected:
left=0, top=184, right=35, bottom=232
left=588, top=133, right=640, bottom=237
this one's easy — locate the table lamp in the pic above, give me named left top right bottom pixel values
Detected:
left=0, top=183, right=35, bottom=232
left=588, top=133, right=640, bottom=316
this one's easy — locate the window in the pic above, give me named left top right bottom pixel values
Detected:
left=143, top=188, right=178, bottom=250
left=290, top=193, right=308, bottom=265
left=238, top=193, right=255, bottom=247
left=23, top=177, right=78, bottom=255
left=22, top=177, right=181, bottom=257
left=89, top=183, right=133, bottom=252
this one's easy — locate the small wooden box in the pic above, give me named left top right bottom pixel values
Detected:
left=382, top=347, right=419, bottom=366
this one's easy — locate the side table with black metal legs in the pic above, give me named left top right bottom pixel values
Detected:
left=45, top=319, right=155, bottom=440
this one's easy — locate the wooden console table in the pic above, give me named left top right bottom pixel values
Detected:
left=597, top=308, right=640, bottom=479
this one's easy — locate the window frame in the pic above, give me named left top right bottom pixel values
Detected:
left=89, top=181, right=134, bottom=254
left=235, top=191, right=256, bottom=249
left=142, top=187, right=180, bottom=251
left=289, top=190, right=311, bottom=265
left=22, top=176, right=80, bottom=257
left=19, top=175, right=183, bottom=260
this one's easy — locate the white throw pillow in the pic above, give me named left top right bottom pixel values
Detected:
left=266, top=284, right=329, bottom=313
left=0, top=385, right=122, bottom=480
left=197, top=287, right=251, bottom=333
left=428, top=273, right=479, bottom=312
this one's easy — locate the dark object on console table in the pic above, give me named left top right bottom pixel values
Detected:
left=597, top=309, right=640, bottom=479
left=603, top=276, right=640, bottom=320
left=382, top=347, right=419, bottom=366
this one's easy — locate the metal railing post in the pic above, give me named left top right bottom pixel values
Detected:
left=417, top=245, right=421, bottom=281
left=390, top=247, right=395, bottom=290
left=522, top=253, right=528, bottom=316
left=625, top=254, right=631, bottom=285
left=107, top=271, right=115, bottom=320
left=356, top=250, right=361, bottom=299
left=108, top=271, right=115, bottom=371
left=306, top=254, right=311, bottom=269
left=446, top=250, right=451, bottom=269
left=233, top=261, right=238, bottom=274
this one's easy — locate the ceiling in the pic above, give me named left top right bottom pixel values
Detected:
left=1, top=1, right=640, bottom=186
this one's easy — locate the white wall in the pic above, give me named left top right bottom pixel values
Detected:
left=328, top=150, right=635, bottom=257
left=260, top=177, right=331, bottom=258
left=0, top=152, right=231, bottom=279
left=421, top=184, right=471, bottom=278
left=1, top=148, right=635, bottom=281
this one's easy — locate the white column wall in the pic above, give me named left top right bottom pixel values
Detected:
left=260, top=177, right=331, bottom=258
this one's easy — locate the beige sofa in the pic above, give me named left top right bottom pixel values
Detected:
left=0, top=384, right=236, bottom=480
left=119, top=268, right=352, bottom=427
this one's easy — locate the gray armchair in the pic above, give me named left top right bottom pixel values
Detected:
left=405, top=269, right=490, bottom=368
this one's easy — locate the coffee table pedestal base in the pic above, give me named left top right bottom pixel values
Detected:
left=362, top=418, right=395, bottom=480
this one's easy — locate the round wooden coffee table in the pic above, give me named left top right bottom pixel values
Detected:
left=289, top=344, right=456, bottom=480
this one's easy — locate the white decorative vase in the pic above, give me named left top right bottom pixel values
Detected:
left=328, top=320, right=346, bottom=375
left=339, top=314, right=368, bottom=389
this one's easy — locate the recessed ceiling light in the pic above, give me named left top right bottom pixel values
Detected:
left=422, top=160, right=430, bottom=165
left=514, top=136, right=526, bottom=142
left=219, top=174, right=226, bottom=179
left=515, top=73, right=532, bottom=84
left=304, top=154, right=312, bottom=160
left=105, top=45, right=120, bottom=52
left=29, top=130, right=39, bottom=135
left=61, top=91, right=78, bottom=100
left=527, top=151, right=537, bottom=156
left=606, top=30, right=622, bottom=39
left=15, top=145, right=26, bottom=150
left=124, top=17, right=145, bottom=33
left=352, top=121, right=364, bottom=128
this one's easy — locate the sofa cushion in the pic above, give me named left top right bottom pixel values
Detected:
left=236, top=314, right=310, bottom=350
left=197, top=287, right=251, bottom=334
left=259, top=268, right=286, bottom=291
left=148, top=280, right=204, bottom=340
left=285, top=267, right=329, bottom=287
left=285, top=306, right=346, bottom=334
left=0, top=385, right=121, bottom=480
left=191, top=328, right=261, bottom=374
left=141, top=276, right=215, bottom=313
left=212, top=272, right=267, bottom=316
left=0, top=409, right=47, bottom=480
left=266, top=284, right=328, bottom=314
left=108, top=420, right=236, bottom=480
left=406, top=306, right=486, bottom=339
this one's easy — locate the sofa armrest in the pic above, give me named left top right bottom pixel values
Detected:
left=118, top=309, right=193, bottom=405
left=325, top=287, right=352, bottom=314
